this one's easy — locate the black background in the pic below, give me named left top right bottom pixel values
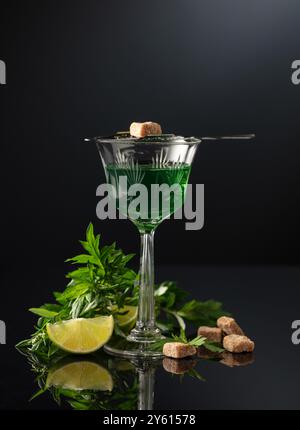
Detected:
left=1, top=0, right=300, bottom=411
left=1, top=0, right=300, bottom=266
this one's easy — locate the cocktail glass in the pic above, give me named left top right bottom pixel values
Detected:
left=89, top=132, right=254, bottom=358
left=89, top=134, right=199, bottom=357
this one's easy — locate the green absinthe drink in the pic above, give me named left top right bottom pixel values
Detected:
left=105, top=162, right=191, bottom=228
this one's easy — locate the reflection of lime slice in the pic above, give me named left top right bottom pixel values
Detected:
left=46, top=315, right=114, bottom=354
left=113, top=305, right=137, bottom=330
left=46, top=361, right=113, bottom=391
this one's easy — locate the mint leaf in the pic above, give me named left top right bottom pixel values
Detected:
left=66, top=254, right=100, bottom=265
left=177, top=299, right=230, bottom=327
left=204, top=342, right=224, bottom=353
left=29, top=308, right=58, bottom=318
left=188, top=336, right=206, bottom=347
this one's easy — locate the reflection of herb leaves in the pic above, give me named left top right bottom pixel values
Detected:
left=178, top=368, right=206, bottom=383
left=54, top=378, right=139, bottom=411
left=186, top=368, right=206, bottom=381
left=20, top=351, right=138, bottom=411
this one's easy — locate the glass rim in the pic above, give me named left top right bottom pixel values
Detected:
left=85, top=134, right=202, bottom=145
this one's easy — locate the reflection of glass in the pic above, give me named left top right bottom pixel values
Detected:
left=130, top=358, right=161, bottom=410
left=92, top=134, right=200, bottom=357
left=22, top=351, right=159, bottom=410
left=20, top=345, right=255, bottom=410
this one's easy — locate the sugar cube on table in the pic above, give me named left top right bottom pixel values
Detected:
left=223, top=334, right=255, bottom=353
left=197, top=326, right=222, bottom=343
left=162, top=342, right=197, bottom=359
left=217, top=316, right=244, bottom=336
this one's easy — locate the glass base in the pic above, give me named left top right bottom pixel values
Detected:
left=127, top=327, right=163, bottom=343
left=104, top=336, right=165, bottom=358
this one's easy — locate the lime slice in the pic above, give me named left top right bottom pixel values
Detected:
left=46, top=360, right=113, bottom=391
left=46, top=315, right=114, bottom=354
left=113, top=305, right=137, bottom=329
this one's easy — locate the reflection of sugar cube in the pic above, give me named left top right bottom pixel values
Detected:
left=163, top=357, right=196, bottom=374
left=220, top=351, right=254, bottom=367
left=130, top=122, right=162, bottom=138
left=163, top=342, right=196, bottom=359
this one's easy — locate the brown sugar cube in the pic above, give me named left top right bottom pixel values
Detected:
left=220, top=351, right=254, bottom=367
left=197, top=326, right=222, bottom=343
left=217, top=316, right=244, bottom=336
left=163, top=342, right=197, bottom=359
left=129, top=121, right=162, bottom=138
left=223, top=334, right=255, bottom=353
left=163, top=357, right=197, bottom=374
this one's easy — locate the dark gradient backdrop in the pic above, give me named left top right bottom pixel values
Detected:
left=1, top=0, right=300, bottom=266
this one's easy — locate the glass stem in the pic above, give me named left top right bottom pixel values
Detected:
left=128, top=229, right=162, bottom=343
left=138, top=231, right=155, bottom=330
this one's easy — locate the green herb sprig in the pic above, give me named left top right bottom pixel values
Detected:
left=16, top=223, right=229, bottom=361
left=172, top=329, right=224, bottom=353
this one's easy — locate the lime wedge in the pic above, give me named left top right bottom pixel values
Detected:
left=46, top=315, right=114, bottom=354
left=113, top=305, right=137, bottom=330
left=46, top=360, right=113, bottom=391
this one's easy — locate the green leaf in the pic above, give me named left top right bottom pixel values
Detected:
left=83, top=223, right=102, bottom=266
left=168, top=310, right=186, bottom=331
left=204, top=342, right=224, bottom=353
left=155, top=285, right=169, bottom=297
left=155, top=321, right=174, bottom=333
left=54, top=283, right=90, bottom=303
left=86, top=222, right=96, bottom=247
left=114, top=324, right=127, bottom=339
left=177, top=299, right=230, bottom=326
left=172, top=330, right=188, bottom=344
left=71, top=296, right=86, bottom=319
left=29, top=308, right=58, bottom=318
left=188, top=335, right=207, bottom=347
left=121, top=254, right=135, bottom=266
left=66, top=267, right=90, bottom=280
left=66, top=254, right=100, bottom=265
left=41, top=304, right=62, bottom=312
left=30, top=388, right=47, bottom=401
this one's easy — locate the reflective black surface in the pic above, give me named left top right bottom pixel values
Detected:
left=1, top=265, right=300, bottom=410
